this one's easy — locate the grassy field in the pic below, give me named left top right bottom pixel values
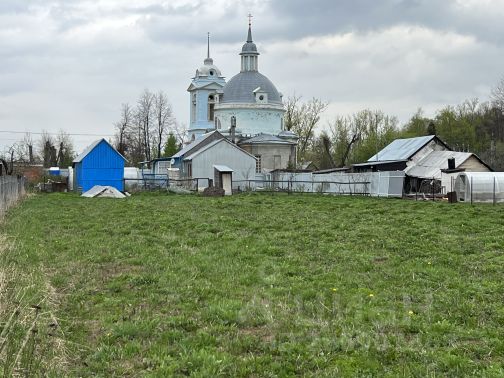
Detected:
left=1, top=192, right=504, bottom=376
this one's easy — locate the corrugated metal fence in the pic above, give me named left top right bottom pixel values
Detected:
left=0, top=176, right=26, bottom=217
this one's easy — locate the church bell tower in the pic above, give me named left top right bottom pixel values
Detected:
left=187, top=33, right=226, bottom=140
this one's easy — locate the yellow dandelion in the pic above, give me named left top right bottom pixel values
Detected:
left=408, top=310, right=414, bottom=315
left=369, top=293, right=374, bottom=297
left=332, top=288, right=338, bottom=292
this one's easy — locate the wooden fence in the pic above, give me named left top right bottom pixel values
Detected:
left=0, top=176, right=26, bottom=217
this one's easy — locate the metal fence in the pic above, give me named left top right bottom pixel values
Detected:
left=233, top=171, right=405, bottom=197
left=124, top=176, right=211, bottom=192
left=232, top=179, right=372, bottom=195
left=123, top=171, right=405, bottom=197
left=0, top=176, right=26, bottom=216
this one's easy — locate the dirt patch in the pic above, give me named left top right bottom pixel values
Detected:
left=373, top=256, right=389, bottom=264
left=100, top=263, right=143, bottom=278
left=238, top=326, right=275, bottom=343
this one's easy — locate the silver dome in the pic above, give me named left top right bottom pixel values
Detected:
left=196, top=58, right=222, bottom=78
left=221, top=71, right=282, bottom=104
left=241, top=41, right=258, bottom=55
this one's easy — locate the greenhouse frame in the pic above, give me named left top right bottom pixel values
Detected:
left=454, top=172, right=504, bottom=203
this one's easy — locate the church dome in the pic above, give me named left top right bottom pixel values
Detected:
left=241, top=41, right=258, bottom=54
left=221, top=71, right=282, bottom=104
left=196, top=57, right=223, bottom=78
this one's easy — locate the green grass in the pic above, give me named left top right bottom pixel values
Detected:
left=1, top=192, right=504, bottom=376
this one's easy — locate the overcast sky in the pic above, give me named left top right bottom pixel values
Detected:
left=1, top=0, right=504, bottom=153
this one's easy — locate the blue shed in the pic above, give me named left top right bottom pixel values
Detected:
left=72, top=139, right=126, bottom=192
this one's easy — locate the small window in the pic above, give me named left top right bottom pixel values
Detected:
left=209, top=70, right=214, bottom=76
left=255, top=155, right=262, bottom=173
left=259, top=95, right=264, bottom=101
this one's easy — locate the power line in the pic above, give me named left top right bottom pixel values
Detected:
left=0, top=130, right=114, bottom=137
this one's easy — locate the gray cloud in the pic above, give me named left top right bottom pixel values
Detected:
left=0, top=0, right=503, bottom=153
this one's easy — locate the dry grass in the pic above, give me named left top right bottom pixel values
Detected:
left=0, top=233, right=69, bottom=376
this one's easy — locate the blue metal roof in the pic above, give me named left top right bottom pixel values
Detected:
left=367, top=135, right=436, bottom=162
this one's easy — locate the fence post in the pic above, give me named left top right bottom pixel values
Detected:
left=493, top=176, right=496, bottom=206
left=432, top=177, right=435, bottom=202
left=471, top=176, right=473, bottom=205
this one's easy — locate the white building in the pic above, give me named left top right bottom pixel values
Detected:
left=352, top=135, right=492, bottom=194
left=172, top=131, right=256, bottom=190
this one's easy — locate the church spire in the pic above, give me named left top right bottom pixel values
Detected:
left=204, top=32, right=213, bottom=65
left=240, top=15, right=259, bottom=72
left=207, top=32, right=210, bottom=59
left=247, top=13, right=253, bottom=42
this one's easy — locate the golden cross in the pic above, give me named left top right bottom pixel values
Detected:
left=248, top=13, right=253, bottom=26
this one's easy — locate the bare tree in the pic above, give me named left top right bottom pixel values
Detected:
left=130, top=110, right=146, bottom=164
left=292, top=98, right=329, bottom=159
left=284, top=94, right=301, bottom=131
left=137, top=89, right=155, bottom=162
left=0, top=145, right=16, bottom=175
left=19, top=133, right=35, bottom=164
left=112, top=89, right=181, bottom=164
left=321, top=133, right=337, bottom=168
left=37, top=130, right=57, bottom=168
left=55, top=130, right=75, bottom=167
left=172, top=121, right=188, bottom=148
left=491, top=77, right=504, bottom=111
left=153, top=91, right=174, bottom=159
left=114, top=103, right=132, bottom=156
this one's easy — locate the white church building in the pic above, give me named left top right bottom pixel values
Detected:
left=186, top=22, right=297, bottom=173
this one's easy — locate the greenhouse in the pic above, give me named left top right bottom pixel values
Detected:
left=454, top=172, right=504, bottom=203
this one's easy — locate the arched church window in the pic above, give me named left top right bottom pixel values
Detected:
left=191, top=94, right=197, bottom=121
left=208, top=94, right=215, bottom=121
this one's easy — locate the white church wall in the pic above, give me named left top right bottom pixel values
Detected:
left=241, top=144, right=294, bottom=171
left=214, top=105, right=284, bottom=136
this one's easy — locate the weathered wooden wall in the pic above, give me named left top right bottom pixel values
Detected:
left=0, top=176, right=26, bottom=217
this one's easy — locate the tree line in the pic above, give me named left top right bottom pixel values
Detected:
left=0, top=131, right=75, bottom=175
left=2, top=79, right=504, bottom=175
left=287, top=77, right=504, bottom=171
